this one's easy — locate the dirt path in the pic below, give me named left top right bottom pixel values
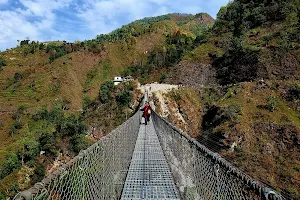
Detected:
left=140, top=83, right=178, bottom=94
left=139, top=83, right=179, bottom=117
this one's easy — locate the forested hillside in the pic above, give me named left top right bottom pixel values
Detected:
left=0, top=0, right=299, bottom=198
left=151, top=1, right=300, bottom=199
left=0, top=13, right=213, bottom=198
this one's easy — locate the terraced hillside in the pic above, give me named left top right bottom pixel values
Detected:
left=0, top=13, right=213, bottom=198
left=1, top=0, right=300, bottom=198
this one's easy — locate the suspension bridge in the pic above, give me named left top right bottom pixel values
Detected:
left=15, top=94, right=284, bottom=200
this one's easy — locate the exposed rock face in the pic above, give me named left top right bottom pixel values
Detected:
left=167, top=61, right=217, bottom=86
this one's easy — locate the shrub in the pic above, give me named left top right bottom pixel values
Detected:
left=224, top=104, right=242, bottom=123
left=70, top=134, right=91, bottom=154
left=59, top=115, right=86, bottom=136
left=0, top=192, right=5, bottom=200
left=30, top=163, right=45, bottom=185
left=287, top=85, right=300, bottom=101
left=48, top=105, right=64, bottom=124
left=0, top=56, right=6, bottom=68
left=266, top=95, right=278, bottom=112
left=125, top=81, right=134, bottom=91
left=0, top=153, right=21, bottom=180
left=9, top=120, right=22, bottom=136
left=39, top=133, right=57, bottom=156
left=23, top=140, right=40, bottom=164
left=159, top=73, right=168, bottom=83
left=116, top=90, right=131, bottom=107
left=46, top=44, right=69, bottom=62
left=169, top=90, right=181, bottom=102
left=99, top=81, right=114, bottom=104
left=82, top=95, right=92, bottom=111
left=32, top=107, right=48, bottom=121
left=13, top=72, right=22, bottom=83
left=20, top=39, right=30, bottom=46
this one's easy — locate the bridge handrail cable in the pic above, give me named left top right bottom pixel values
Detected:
left=14, top=111, right=141, bottom=200
left=152, top=111, right=284, bottom=200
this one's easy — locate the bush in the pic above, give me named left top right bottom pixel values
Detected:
left=59, top=115, right=86, bottom=136
left=9, top=120, right=22, bottom=136
left=287, top=85, right=300, bottom=101
left=224, top=104, right=242, bottom=123
left=48, top=105, right=64, bottom=124
left=82, top=95, right=92, bottom=111
left=0, top=192, right=5, bottom=200
left=20, top=39, right=30, bottom=46
left=0, top=153, right=21, bottom=180
left=159, top=73, right=168, bottom=83
left=99, top=81, right=114, bottom=104
left=13, top=72, right=22, bottom=83
left=23, top=140, right=40, bottom=164
left=116, top=90, right=131, bottom=107
left=32, top=107, right=49, bottom=121
left=266, top=95, right=278, bottom=112
left=39, top=133, right=57, bottom=156
left=30, top=163, right=45, bottom=185
left=70, top=134, right=91, bottom=153
left=46, top=44, right=69, bottom=63
left=0, top=56, right=6, bottom=68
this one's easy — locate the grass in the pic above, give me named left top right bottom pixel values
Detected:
left=0, top=18, right=184, bottom=198
left=163, top=81, right=300, bottom=199
left=185, top=43, right=223, bottom=63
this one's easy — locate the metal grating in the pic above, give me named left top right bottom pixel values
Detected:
left=121, top=119, right=180, bottom=200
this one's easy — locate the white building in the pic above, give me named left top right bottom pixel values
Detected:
left=114, top=77, right=124, bottom=85
left=113, top=76, right=134, bottom=86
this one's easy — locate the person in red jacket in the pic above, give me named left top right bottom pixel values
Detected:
left=141, top=101, right=152, bottom=125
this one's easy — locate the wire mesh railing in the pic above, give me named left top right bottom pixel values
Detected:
left=14, top=111, right=141, bottom=200
left=152, top=111, right=284, bottom=200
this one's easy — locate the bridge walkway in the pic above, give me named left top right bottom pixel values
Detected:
left=121, top=118, right=180, bottom=200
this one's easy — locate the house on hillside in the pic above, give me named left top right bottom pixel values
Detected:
left=114, top=77, right=124, bottom=85
left=113, top=76, right=134, bottom=85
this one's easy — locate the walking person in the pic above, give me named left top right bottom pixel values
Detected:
left=141, top=101, right=152, bottom=125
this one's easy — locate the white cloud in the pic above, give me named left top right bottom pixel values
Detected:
left=76, top=0, right=173, bottom=37
left=0, top=0, right=73, bottom=50
left=76, top=0, right=229, bottom=38
left=0, top=0, right=228, bottom=50
left=0, top=0, right=8, bottom=4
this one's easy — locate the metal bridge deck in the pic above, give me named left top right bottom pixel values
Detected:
left=121, top=119, right=180, bottom=200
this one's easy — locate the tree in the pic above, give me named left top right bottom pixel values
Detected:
left=13, top=72, right=22, bottom=83
left=39, top=133, right=57, bottom=156
left=0, top=57, right=6, bottom=69
left=70, top=134, right=91, bottom=153
left=116, top=90, right=131, bottom=107
left=30, top=163, right=45, bottom=185
left=99, top=81, right=114, bottom=104
left=0, top=153, right=21, bottom=180
left=20, top=39, right=30, bottom=46
left=23, top=140, right=40, bottom=164
left=60, top=115, right=86, bottom=136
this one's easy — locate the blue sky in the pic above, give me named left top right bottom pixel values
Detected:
left=0, top=0, right=229, bottom=51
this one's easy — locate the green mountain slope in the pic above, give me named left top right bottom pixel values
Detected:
left=0, top=13, right=213, bottom=198
left=0, top=0, right=299, bottom=198
left=151, top=1, right=300, bottom=199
